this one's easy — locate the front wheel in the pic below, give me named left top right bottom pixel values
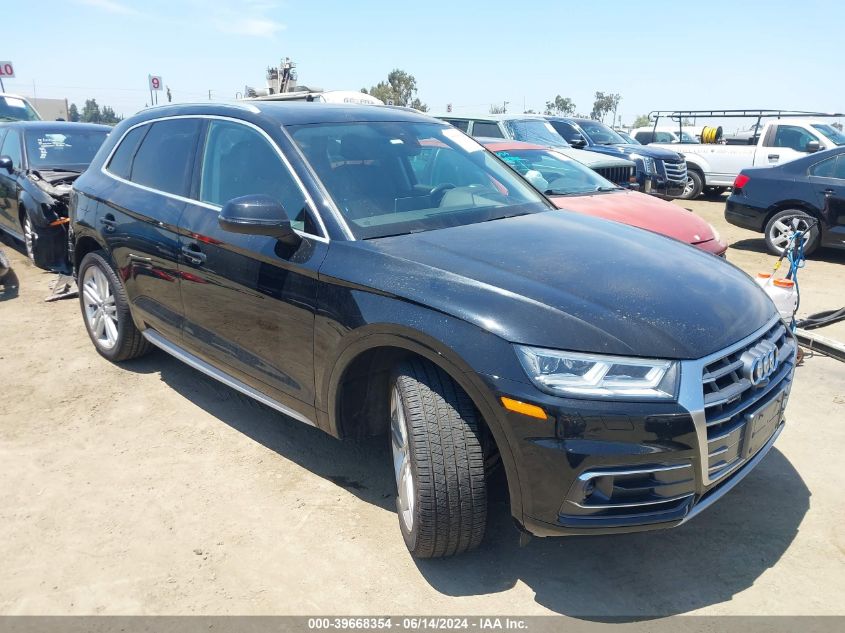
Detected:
left=22, top=213, right=36, bottom=263
left=78, top=251, right=151, bottom=362
left=680, top=170, right=703, bottom=199
left=390, top=358, right=487, bottom=558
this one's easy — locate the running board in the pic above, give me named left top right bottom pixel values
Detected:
left=141, top=329, right=316, bottom=427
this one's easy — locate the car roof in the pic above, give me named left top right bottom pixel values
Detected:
left=126, top=101, right=440, bottom=127
left=478, top=138, right=548, bottom=151
left=434, top=113, right=547, bottom=122
left=0, top=121, right=110, bottom=132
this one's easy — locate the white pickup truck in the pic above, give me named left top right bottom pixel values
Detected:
left=647, top=118, right=845, bottom=198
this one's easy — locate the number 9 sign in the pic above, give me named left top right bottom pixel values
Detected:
left=149, top=75, right=163, bottom=91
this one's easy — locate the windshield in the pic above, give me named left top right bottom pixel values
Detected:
left=0, top=95, right=41, bottom=122
left=679, top=131, right=697, bottom=143
left=24, top=128, right=108, bottom=170
left=811, top=123, right=845, bottom=146
left=617, top=131, right=640, bottom=145
left=289, top=121, right=550, bottom=239
left=494, top=148, right=617, bottom=196
left=503, top=119, right=569, bottom=147
left=576, top=120, right=629, bottom=145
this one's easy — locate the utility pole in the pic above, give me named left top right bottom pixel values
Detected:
left=208, top=90, right=212, bottom=101
left=503, top=101, right=509, bottom=114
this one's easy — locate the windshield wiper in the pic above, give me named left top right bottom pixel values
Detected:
left=595, top=186, right=620, bottom=192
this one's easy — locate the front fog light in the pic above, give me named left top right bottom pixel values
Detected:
left=515, top=346, right=679, bottom=400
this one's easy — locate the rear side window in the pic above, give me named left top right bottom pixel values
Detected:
left=809, top=155, right=845, bottom=180
left=445, top=119, right=469, bottom=132
left=471, top=121, right=504, bottom=138
left=107, top=125, right=147, bottom=180
left=130, top=119, right=200, bottom=197
left=549, top=120, right=580, bottom=143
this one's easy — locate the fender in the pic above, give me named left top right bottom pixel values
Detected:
left=318, top=314, right=528, bottom=525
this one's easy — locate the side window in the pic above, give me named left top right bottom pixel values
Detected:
left=810, top=155, right=845, bottom=180
left=654, top=132, right=673, bottom=143
left=1, top=129, right=23, bottom=168
left=444, top=119, right=469, bottom=132
left=0, top=129, right=7, bottom=149
left=550, top=120, right=580, bottom=143
left=199, top=120, right=314, bottom=233
left=106, top=125, right=147, bottom=180
left=131, top=119, right=201, bottom=197
left=771, top=125, right=817, bottom=152
left=471, top=121, right=504, bottom=138
left=634, top=131, right=652, bottom=144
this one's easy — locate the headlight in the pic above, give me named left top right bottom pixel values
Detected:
left=630, top=153, right=656, bottom=175
left=708, top=223, right=722, bottom=243
left=515, top=346, right=679, bottom=400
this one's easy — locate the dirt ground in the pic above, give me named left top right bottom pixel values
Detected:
left=1, top=199, right=844, bottom=617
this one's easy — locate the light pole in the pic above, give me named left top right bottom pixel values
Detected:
left=503, top=101, right=509, bottom=114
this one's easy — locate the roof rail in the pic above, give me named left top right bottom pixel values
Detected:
left=649, top=109, right=845, bottom=122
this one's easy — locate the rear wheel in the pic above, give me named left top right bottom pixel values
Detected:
left=390, top=358, right=487, bottom=558
left=680, top=170, right=703, bottom=199
left=78, top=251, right=151, bottom=362
left=764, top=209, right=820, bottom=256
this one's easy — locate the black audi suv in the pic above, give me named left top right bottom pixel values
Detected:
left=69, top=103, right=797, bottom=558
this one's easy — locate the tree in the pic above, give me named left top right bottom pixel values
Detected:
left=489, top=104, right=506, bottom=114
left=544, top=95, right=575, bottom=116
left=833, top=122, right=844, bottom=131
left=81, top=99, right=101, bottom=124
left=68, top=103, right=80, bottom=122
left=591, top=92, right=621, bottom=122
left=363, top=69, right=428, bottom=111
left=100, top=106, right=122, bottom=125
left=632, top=114, right=650, bottom=128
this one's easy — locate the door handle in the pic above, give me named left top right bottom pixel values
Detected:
left=824, top=188, right=836, bottom=196
left=99, top=214, right=117, bottom=232
left=181, top=243, right=206, bottom=265
left=768, top=154, right=779, bottom=160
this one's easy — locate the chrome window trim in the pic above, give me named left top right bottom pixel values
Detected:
left=277, top=124, right=356, bottom=240
left=100, top=114, right=329, bottom=243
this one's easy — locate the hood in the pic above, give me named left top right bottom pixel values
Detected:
left=332, top=212, right=775, bottom=360
left=586, top=144, right=684, bottom=161
left=550, top=190, right=717, bottom=246
left=555, top=147, right=634, bottom=168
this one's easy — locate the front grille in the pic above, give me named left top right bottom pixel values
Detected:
left=701, top=321, right=795, bottom=483
left=596, top=165, right=634, bottom=185
left=661, top=159, right=687, bottom=184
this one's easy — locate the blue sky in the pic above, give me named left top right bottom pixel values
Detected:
left=2, top=0, right=842, bottom=127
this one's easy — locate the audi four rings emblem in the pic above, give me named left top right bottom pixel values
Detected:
left=741, top=341, right=780, bottom=387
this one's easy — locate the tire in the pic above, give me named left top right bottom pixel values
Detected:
left=21, top=211, right=36, bottom=264
left=764, top=209, right=820, bottom=257
left=389, top=358, right=487, bottom=558
left=680, top=170, right=703, bottom=200
left=704, top=186, right=728, bottom=198
left=78, top=250, right=151, bottom=362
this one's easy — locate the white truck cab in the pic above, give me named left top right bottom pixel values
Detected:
left=643, top=113, right=845, bottom=198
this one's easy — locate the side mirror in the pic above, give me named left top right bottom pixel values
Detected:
left=569, top=136, right=587, bottom=149
left=805, top=140, right=821, bottom=153
left=218, top=194, right=301, bottom=246
left=0, top=156, right=14, bottom=174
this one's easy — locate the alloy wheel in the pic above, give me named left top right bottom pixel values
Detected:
left=769, top=215, right=812, bottom=253
left=682, top=176, right=695, bottom=198
left=82, top=265, right=119, bottom=350
left=390, top=385, right=415, bottom=533
left=23, top=216, right=35, bottom=262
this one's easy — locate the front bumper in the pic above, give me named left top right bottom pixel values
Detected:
left=486, top=317, right=796, bottom=537
left=638, top=174, right=685, bottom=198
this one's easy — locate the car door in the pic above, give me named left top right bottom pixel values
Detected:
left=99, top=118, right=201, bottom=342
left=807, top=154, right=845, bottom=237
left=178, top=117, right=328, bottom=410
left=756, top=124, right=820, bottom=166
left=0, top=128, right=23, bottom=233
